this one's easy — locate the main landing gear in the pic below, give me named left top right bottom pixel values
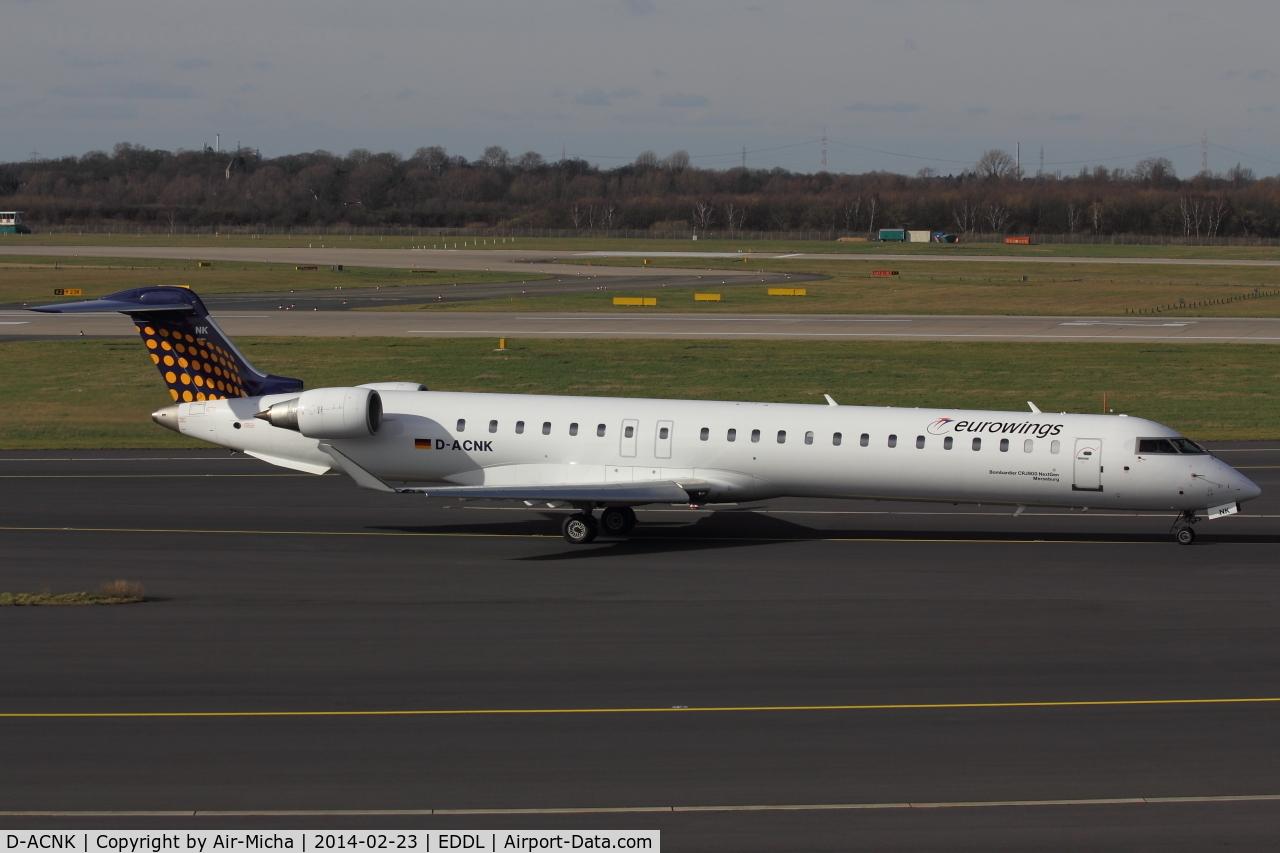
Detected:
left=561, top=506, right=637, bottom=544
left=1171, top=510, right=1199, bottom=545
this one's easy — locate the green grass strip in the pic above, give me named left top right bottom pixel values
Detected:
left=2, top=337, right=1279, bottom=446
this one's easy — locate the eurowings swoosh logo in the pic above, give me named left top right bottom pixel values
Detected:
left=927, top=418, right=956, bottom=435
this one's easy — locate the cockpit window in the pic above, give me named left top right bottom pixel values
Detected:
left=1171, top=438, right=1208, bottom=454
left=1138, top=439, right=1178, bottom=454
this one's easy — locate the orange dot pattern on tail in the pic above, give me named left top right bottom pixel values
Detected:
left=134, top=319, right=247, bottom=399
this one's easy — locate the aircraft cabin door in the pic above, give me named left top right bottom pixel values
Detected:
left=620, top=419, right=639, bottom=458
left=655, top=420, right=673, bottom=459
left=1073, top=438, right=1103, bottom=491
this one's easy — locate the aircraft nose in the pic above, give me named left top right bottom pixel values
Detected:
left=1238, top=473, right=1262, bottom=502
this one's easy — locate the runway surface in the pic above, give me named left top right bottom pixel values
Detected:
left=6, top=244, right=1280, bottom=268
left=1, top=246, right=765, bottom=278
left=579, top=250, right=1280, bottom=267
left=8, top=309, right=1280, bottom=343
left=3, top=446, right=1280, bottom=849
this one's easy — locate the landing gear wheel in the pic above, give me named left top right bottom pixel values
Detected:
left=1175, top=527, right=1196, bottom=545
left=599, top=506, right=637, bottom=536
left=562, top=513, right=599, bottom=544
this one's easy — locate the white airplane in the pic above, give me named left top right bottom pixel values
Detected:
left=32, top=286, right=1261, bottom=545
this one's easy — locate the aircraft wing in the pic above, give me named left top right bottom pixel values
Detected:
left=396, top=480, right=701, bottom=503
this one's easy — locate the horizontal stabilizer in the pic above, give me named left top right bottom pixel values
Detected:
left=28, top=297, right=196, bottom=315
left=396, top=480, right=695, bottom=504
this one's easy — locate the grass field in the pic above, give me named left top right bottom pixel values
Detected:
left=0, top=255, right=546, bottom=305
left=2, top=337, right=1278, bottom=447
left=387, top=255, right=1280, bottom=316
left=4, top=231, right=1280, bottom=260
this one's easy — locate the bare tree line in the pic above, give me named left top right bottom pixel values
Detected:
left=3, top=142, right=1279, bottom=238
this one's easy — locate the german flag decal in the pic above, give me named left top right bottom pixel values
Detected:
left=414, top=439, right=433, bottom=449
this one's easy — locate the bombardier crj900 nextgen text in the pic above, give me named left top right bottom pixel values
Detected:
left=32, top=287, right=1261, bottom=544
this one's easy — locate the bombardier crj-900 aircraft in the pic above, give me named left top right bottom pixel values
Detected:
left=34, top=286, right=1260, bottom=544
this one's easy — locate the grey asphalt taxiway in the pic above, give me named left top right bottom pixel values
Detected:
left=3, top=447, right=1280, bottom=849
left=11, top=310, right=1280, bottom=343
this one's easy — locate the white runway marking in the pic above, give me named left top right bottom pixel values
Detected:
left=514, top=316, right=914, bottom=323
left=405, top=330, right=1280, bottom=341
left=1060, top=321, right=1191, bottom=327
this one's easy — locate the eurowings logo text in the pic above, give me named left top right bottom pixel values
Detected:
left=927, top=418, right=1064, bottom=438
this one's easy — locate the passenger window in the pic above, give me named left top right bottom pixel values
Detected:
left=804, top=431, right=814, bottom=445
left=1050, top=440, right=1060, bottom=454
left=1000, top=438, right=1009, bottom=452
left=456, top=419, right=465, bottom=432
left=777, top=430, right=786, bottom=444
left=700, top=427, right=709, bottom=441
left=1023, top=439, right=1033, bottom=453
left=751, top=429, right=761, bottom=443
left=515, top=421, right=525, bottom=434
left=916, top=435, right=925, bottom=449
left=542, top=421, right=551, bottom=435
left=888, top=434, right=897, bottom=448
left=659, top=427, right=669, bottom=439
left=597, top=423, right=606, bottom=437
left=944, top=436, right=953, bottom=450
left=625, top=425, right=635, bottom=438
left=833, top=432, right=842, bottom=446
left=489, top=420, right=498, bottom=434
left=727, top=428, right=737, bottom=442
left=972, top=437, right=982, bottom=451
left=860, top=433, right=869, bottom=447
left=569, top=423, right=578, bottom=436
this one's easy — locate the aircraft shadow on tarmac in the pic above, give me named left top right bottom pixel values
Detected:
left=369, top=508, right=1280, bottom=558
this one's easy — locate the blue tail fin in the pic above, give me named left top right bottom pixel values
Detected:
left=29, top=286, right=304, bottom=402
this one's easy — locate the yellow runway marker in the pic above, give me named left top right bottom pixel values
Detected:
left=4, top=696, right=1280, bottom=718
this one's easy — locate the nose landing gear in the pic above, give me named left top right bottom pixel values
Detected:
left=1171, top=510, right=1199, bottom=545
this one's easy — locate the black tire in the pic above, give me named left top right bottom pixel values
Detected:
left=562, top=513, right=598, bottom=544
left=1175, top=527, right=1195, bottom=545
left=600, top=506, right=637, bottom=536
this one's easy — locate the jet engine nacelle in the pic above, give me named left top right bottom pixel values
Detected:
left=255, top=387, right=383, bottom=439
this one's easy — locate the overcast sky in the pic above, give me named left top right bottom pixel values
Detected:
left=3, top=0, right=1279, bottom=177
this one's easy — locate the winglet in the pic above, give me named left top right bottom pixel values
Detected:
left=1028, top=401, right=1042, bottom=413
left=824, top=394, right=838, bottom=407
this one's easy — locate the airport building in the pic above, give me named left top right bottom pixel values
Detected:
left=0, top=211, right=31, bottom=234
